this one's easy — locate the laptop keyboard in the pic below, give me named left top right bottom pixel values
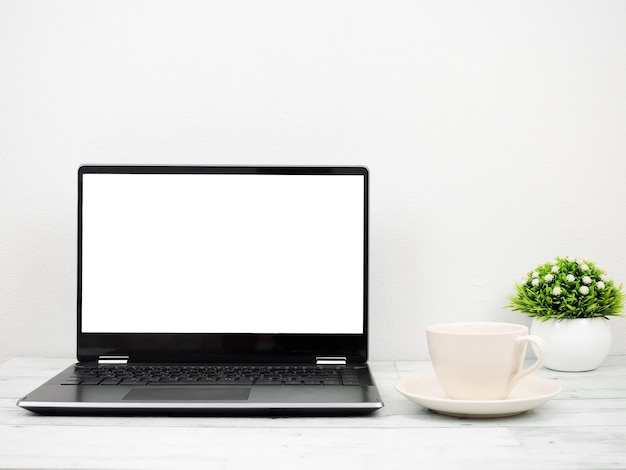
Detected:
left=65, top=365, right=362, bottom=386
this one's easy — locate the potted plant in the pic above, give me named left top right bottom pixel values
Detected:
left=507, top=256, right=624, bottom=371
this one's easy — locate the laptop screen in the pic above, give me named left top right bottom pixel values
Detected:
left=78, top=167, right=368, bottom=354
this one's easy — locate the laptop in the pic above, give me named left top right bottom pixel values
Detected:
left=18, top=165, right=383, bottom=415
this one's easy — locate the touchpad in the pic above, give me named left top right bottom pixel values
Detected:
left=123, top=387, right=251, bottom=401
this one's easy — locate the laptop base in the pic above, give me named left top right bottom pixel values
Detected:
left=17, top=364, right=384, bottom=416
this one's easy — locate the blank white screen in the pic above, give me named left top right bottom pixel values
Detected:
left=81, top=173, right=364, bottom=334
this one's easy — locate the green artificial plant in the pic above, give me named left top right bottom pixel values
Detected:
left=507, top=257, right=625, bottom=321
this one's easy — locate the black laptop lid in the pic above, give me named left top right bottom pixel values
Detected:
left=77, top=166, right=369, bottom=364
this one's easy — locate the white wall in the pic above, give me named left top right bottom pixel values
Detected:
left=2, top=0, right=626, bottom=362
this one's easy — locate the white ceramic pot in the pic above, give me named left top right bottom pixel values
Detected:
left=530, top=317, right=612, bottom=372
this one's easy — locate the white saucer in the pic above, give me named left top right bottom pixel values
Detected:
left=395, top=374, right=561, bottom=418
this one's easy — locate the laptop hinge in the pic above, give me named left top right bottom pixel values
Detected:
left=316, top=356, right=347, bottom=365
left=98, top=355, right=129, bottom=365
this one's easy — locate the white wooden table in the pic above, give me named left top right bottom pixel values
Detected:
left=1, top=356, right=625, bottom=469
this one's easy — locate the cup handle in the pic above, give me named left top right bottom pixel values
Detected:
left=506, top=334, right=547, bottom=396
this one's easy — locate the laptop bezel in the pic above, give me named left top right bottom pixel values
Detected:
left=76, top=165, right=369, bottom=365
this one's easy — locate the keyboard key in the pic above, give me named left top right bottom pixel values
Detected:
left=80, top=379, right=103, bottom=385
left=255, top=378, right=282, bottom=385
left=120, top=379, right=149, bottom=385
left=99, top=378, right=122, bottom=385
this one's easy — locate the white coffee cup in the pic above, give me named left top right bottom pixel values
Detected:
left=426, top=322, right=547, bottom=400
